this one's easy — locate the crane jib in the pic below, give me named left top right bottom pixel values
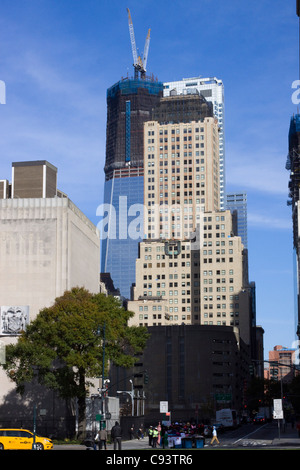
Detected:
left=126, top=8, right=151, bottom=78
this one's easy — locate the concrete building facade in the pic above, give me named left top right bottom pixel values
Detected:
left=110, top=80, right=257, bottom=424
left=0, top=161, right=100, bottom=433
left=0, top=196, right=100, bottom=319
left=143, top=116, right=220, bottom=241
left=163, top=77, right=225, bottom=209
left=264, top=345, right=298, bottom=383
left=128, top=238, right=193, bottom=327
left=0, top=161, right=100, bottom=321
left=128, top=210, right=252, bottom=345
left=127, top=96, right=252, bottom=347
left=110, top=324, right=250, bottom=423
left=191, top=212, right=251, bottom=344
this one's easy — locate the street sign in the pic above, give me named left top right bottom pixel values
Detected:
left=273, top=399, right=282, bottom=412
left=273, top=409, right=284, bottom=419
left=160, top=401, right=168, bottom=413
left=215, top=393, right=232, bottom=402
left=273, top=399, right=284, bottom=419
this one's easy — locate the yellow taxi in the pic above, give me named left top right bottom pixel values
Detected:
left=0, top=428, right=53, bottom=450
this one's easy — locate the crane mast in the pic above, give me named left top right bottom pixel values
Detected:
left=126, top=8, right=150, bottom=79
left=142, top=28, right=151, bottom=75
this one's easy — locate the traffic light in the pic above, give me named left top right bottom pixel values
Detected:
left=144, top=372, right=149, bottom=384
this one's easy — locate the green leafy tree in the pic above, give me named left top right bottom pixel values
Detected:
left=2, top=287, right=149, bottom=437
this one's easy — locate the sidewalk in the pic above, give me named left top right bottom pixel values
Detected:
left=120, top=428, right=300, bottom=449
left=272, top=424, right=300, bottom=447
left=109, top=437, right=156, bottom=450
left=53, top=437, right=153, bottom=451
left=53, top=427, right=300, bottom=450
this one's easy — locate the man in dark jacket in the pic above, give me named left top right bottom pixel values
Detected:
left=111, top=421, right=122, bottom=450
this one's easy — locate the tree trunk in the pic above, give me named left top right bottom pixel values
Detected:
left=77, top=369, right=87, bottom=439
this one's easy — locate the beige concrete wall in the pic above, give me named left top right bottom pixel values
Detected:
left=0, top=197, right=100, bottom=401
left=144, top=118, right=220, bottom=240
left=128, top=210, right=251, bottom=344
left=128, top=239, right=192, bottom=327
left=0, top=197, right=99, bottom=317
left=193, top=210, right=251, bottom=344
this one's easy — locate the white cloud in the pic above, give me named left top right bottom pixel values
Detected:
left=226, top=143, right=289, bottom=196
left=247, top=212, right=291, bottom=230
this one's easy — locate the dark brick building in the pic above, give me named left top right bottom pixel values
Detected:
left=110, top=324, right=251, bottom=425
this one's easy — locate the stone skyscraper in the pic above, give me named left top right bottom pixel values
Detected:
left=128, top=94, right=253, bottom=346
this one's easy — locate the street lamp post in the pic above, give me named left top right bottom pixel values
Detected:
left=97, top=324, right=106, bottom=392
left=102, top=323, right=106, bottom=393
left=32, top=405, right=36, bottom=450
left=96, top=324, right=108, bottom=429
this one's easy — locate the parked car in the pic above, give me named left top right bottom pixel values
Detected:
left=0, top=429, right=53, bottom=450
left=253, top=415, right=266, bottom=425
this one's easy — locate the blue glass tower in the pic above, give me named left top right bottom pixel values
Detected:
left=226, top=192, right=248, bottom=249
left=101, top=170, right=144, bottom=299
left=101, top=77, right=163, bottom=298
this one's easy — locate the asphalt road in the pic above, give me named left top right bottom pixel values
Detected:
left=52, top=422, right=300, bottom=450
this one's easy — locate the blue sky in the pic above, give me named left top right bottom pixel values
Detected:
left=0, top=0, right=298, bottom=358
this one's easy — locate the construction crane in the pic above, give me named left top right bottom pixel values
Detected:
left=126, top=8, right=150, bottom=79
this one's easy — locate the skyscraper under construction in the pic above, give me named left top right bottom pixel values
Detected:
left=286, top=3, right=300, bottom=343
left=100, top=10, right=163, bottom=298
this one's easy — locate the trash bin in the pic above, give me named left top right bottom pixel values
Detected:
left=182, top=438, right=193, bottom=449
left=195, top=437, right=204, bottom=448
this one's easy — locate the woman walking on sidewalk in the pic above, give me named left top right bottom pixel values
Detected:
left=210, top=426, right=220, bottom=445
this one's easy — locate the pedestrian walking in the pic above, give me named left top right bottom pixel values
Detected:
left=148, top=426, right=153, bottom=446
left=157, top=422, right=161, bottom=446
left=152, top=427, right=158, bottom=448
left=111, top=421, right=122, bottom=450
left=94, top=430, right=100, bottom=450
left=210, top=426, right=220, bottom=445
left=94, top=428, right=107, bottom=450
left=161, top=426, right=168, bottom=449
left=98, top=428, right=107, bottom=450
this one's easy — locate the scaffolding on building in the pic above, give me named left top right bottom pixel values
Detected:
left=286, top=115, right=300, bottom=249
